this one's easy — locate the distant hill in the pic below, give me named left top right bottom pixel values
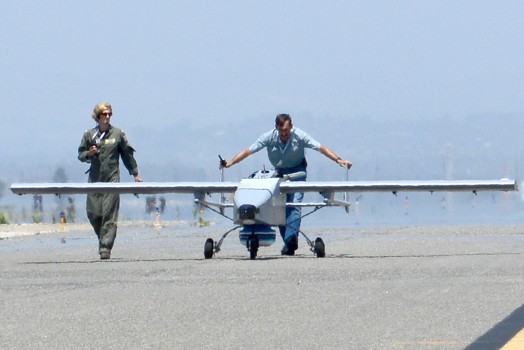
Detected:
left=2, top=112, right=523, bottom=226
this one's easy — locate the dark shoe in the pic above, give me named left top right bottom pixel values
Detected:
left=281, top=235, right=298, bottom=256
left=288, top=235, right=298, bottom=252
left=281, top=245, right=295, bottom=256
left=100, top=252, right=111, bottom=260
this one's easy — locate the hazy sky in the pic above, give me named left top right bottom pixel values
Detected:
left=2, top=1, right=524, bottom=177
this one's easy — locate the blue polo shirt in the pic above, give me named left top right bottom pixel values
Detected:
left=248, top=127, right=321, bottom=169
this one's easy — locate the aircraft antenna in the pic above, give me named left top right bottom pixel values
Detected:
left=343, top=165, right=350, bottom=213
left=218, top=155, right=226, bottom=213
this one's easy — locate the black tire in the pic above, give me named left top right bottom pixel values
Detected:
left=248, top=237, right=259, bottom=260
left=204, top=238, right=214, bottom=259
left=314, top=237, right=325, bottom=258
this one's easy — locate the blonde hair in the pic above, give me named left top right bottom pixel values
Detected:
left=92, top=102, right=112, bottom=121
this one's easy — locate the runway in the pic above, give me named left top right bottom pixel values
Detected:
left=1, top=223, right=523, bottom=349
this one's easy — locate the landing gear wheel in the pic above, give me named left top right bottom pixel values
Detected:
left=248, top=237, right=259, bottom=260
left=314, top=237, right=325, bottom=258
left=204, top=238, right=214, bottom=259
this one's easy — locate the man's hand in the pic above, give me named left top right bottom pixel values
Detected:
left=336, top=159, right=352, bottom=169
left=218, top=155, right=228, bottom=169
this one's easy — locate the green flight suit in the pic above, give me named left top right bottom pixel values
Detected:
left=78, top=125, right=139, bottom=254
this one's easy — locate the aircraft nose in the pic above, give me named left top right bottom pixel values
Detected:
left=238, top=204, right=257, bottom=220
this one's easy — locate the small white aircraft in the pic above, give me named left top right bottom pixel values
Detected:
left=10, top=161, right=518, bottom=259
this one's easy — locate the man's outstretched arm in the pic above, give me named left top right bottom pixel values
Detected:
left=224, top=149, right=252, bottom=168
left=319, top=145, right=352, bottom=169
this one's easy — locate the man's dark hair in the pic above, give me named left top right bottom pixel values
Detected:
left=275, top=113, right=292, bottom=127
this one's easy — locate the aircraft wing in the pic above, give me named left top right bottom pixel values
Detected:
left=10, top=182, right=239, bottom=196
left=280, top=179, right=518, bottom=193
left=11, top=179, right=517, bottom=196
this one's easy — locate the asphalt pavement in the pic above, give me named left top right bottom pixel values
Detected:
left=1, top=223, right=523, bottom=349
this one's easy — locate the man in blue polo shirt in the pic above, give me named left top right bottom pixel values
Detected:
left=223, top=114, right=352, bottom=256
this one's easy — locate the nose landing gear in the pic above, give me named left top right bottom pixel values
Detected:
left=247, top=236, right=259, bottom=260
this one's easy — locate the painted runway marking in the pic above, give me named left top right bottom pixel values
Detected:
left=465, top=304, right=524, bottom=350
left=500, top=328, right=524, bottom=349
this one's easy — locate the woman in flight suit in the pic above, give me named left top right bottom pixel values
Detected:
left=78, top=102, right=142, bottom=260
